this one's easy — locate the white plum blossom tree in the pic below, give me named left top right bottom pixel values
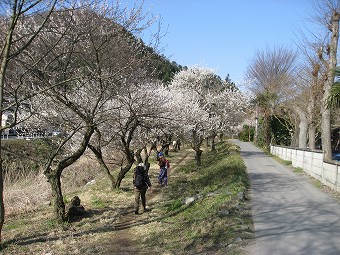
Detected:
left=16, top=1, right=162, bottom=221
left=87, top=81, right=173, bottom=189
left=168, top=66, right=248, bottom=165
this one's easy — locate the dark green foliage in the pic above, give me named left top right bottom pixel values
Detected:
left=1, top=138, right=56, bottom=180
left=328, top=67, right=340, bottom=108
left=155, top=57, right=184, bottom=83
left=224, top=74, right=238, bottom=91
left=238, top=125, right=255, bottom=142
left=270, top=116, right=292, bottom=146
left=252, top=115, right=292, bottom=148
left=110, top=24, right=185, bottom=83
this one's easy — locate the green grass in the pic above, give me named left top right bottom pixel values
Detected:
left=145, top=141, right=253, bottom=254
left=311, top=178, right=324, bottom=188
left=3, top=219, right=28, bottom=231
left=1, top=141, right=253, bottom=255
left=90, top=196, right=109, bottom=209
left=292, top=167, right=304, bottom=174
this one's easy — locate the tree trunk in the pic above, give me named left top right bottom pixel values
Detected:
left=149, top=140, right=157, bottom=156
left=161, top=143, right=170, bottom=156
left=134, top=148, right=143, bottom=164
left=254, top=117, right=259, bottom=145
left=46, top=168, right=65, bottom=223
left=320, top=10, right=339, bottom=160
left=192, top=130, right=203, bottom=166
left=0, top=155, right=4, bottom=243
left=299, top=120, right=308, bottom=149
left=0, top=11, right=15, bottom=243
left=290, top=122, right=299, bottom=147
left=88, top=144, right=116, bottom=190
left=194, top=149, right=203, bottom=166
left=115, top=161, right=134, bottom=188
left=307, top=62, right=320, bottom=151
left=264, top=113, right=271, bottom=151
left=114, top=148, right=135, bottom=189
left=321, top=102, right=332, bottom=159
left=296, top=108, right=308, bottom=149
left=308, top=124, right=316, bottom=150
left=218, top=133, right=223, bottom=142
left=211, top=135, right=216, bottom=152
left=44, top=125, right=94, bottom=221
left=0, top=0, right=57, bottom=241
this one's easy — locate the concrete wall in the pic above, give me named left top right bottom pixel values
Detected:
left=270, top=145, right=340, bottom=191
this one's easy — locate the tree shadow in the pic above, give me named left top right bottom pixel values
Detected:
left=2, top=201, right=193, bottom=249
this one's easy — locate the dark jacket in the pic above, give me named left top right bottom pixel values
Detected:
left=133, top=166, right=152, bottom=189
left=158, top=157, right=167, bottom=168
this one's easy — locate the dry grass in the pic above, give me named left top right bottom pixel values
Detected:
left=4, top=154, right=104, bottom=217
left=1, top=142, right=254, bottom=255
left=4, top=169, right=51, bottom=216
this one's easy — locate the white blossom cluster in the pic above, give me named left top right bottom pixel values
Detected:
left=166, top=66, right=249, bottom=143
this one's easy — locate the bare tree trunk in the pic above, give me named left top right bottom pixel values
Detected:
left=211, top=134, right=217, bottom=152
left=194, top=149, right=203, bottom=166
left=46, top=168, right=65, bottom=223
left=0, top=154, right=4, bottom=243
left=115, top=160, right=134, bottom=188
left=321, top=98, right=332, bottom=158
left=320, top=9, right=339, bottom=160
left=114, top=145, right=135, bottom=188
left=290, top=122, right=299, bottom=147
left=308, top=124, right=317, bottom=150
left=254, top=117, right=258, bottom=145
left=88, top=144, right=116, bottom=190
left=143, top=147, right=150, bottom=168
left=0, top=49, right=8, bottom=246
left=192, top=130, right=203, bottom=166
left=264, top=113, right=271, bottom=151
left=161, top=141, right=170, bottom=156
left=114, top=120, right=138, bottom=188
left=44, top=126, right=94, bottom=222
left=307, top=62, right=321, bottom=151
left=218, top=133, right=223, bottom=142
left=0, top=7, right=16, bottom=242
left=296, top=108, right=308, bottom=148
left=134, top=148, right=143, bottom=164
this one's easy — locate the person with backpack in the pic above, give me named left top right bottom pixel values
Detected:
left=157, top=152, right=170, bottom=187
left=133, top=162, right=152, bottom=215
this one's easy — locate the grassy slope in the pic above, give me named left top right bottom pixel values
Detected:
left=1, top=141, right=254, bottom=255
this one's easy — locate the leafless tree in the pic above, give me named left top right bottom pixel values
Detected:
left=0, top=0, right=58, bottom=242
left=314, top=0, right=339, bottom=160
left=246, top=46, right=297, bottom=150
left=17, top=1, right=161, bottom=222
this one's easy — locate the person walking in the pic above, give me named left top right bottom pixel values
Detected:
left=157, top=152, right=169, bottom=187
left=133, top=162, right=152, bottom=214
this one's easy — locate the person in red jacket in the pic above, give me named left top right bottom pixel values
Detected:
left=157, top=152, right=169, bottom=187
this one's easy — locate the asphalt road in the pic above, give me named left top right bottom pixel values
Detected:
left=231, top=140, right=340, bottom=255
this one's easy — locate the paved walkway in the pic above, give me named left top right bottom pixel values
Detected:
left=232, top=140, right=340, bottom=255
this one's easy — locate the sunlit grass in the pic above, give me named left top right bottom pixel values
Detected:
left=145, top=141, right=253, bottom=254
left=1, top=141, right=253, bottom=255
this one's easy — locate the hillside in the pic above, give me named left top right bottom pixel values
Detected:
left=1, top=141, right=254, bottom=255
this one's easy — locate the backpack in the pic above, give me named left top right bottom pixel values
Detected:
left=134, top=166, right=145, bottom=188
